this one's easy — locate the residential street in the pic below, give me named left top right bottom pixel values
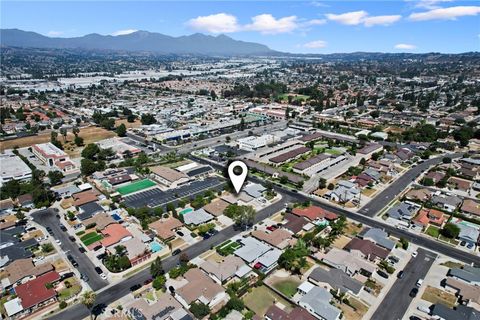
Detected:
left=371, top=249, right=437, bottom=320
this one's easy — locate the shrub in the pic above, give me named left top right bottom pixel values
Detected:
left=59, top=301, right=67, bottom=309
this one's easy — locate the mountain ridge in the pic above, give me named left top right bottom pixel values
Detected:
left=0, top=28, right=276, bottom=55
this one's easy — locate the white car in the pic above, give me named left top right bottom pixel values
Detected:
left=55, top=239, right=62, bottom=245
left=100, top=274, right=107, bottom=280
left=411, top=251, right=418, bottom=258
left=33, top=256, right=45, bottom=263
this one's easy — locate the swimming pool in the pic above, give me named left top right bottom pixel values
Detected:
left=111, top=213, right=122, bottom=221
left=150, top=241, right=164, bottom=253
left=179, top=208, right=193, bottom=215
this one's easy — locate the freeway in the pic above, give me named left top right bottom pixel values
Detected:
left=371, top=249, right=437, bottom=320
left=32, top=209, right=108, bottom=291
left=49, top=193, right=293, bottom=320
left=358, top=152, right=464, bottom=217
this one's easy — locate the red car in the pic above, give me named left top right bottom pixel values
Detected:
left=266, top=225, right=278, bottom=231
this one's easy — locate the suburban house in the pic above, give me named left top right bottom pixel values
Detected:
left=199, top=255, right=251, bottom=284
left=202, top=199, right=230, bottom=217
left=454, top=222, right=479, bottom=248
left=387, top=201, right=420, bottom=221
left=251, top=228, right=294, bottom=249
left=413, top=208, right=446, bottom=229
left=174, top=268, right=229, bottom=311
left=405, top=188, right=432, bottom=202
left=100, top=224, right=133, bottom=249
left=296, top=282, right=342, bottom=320
left=148, top=217, right=183, bottom=241
left=321, top=248, right=376, bottom=277
left=448, top=266, right=480, bottom=286
left=444, top=277, right=480, bottom=306
left=308, top=267, right=363, bottom=297
left=13, top=271, right=61, bottom=315
left=325, top=180, right=361, bottom=204
left=1, top=258, right=53, bottom=289
left=344, top=238, right=390, bottom=262
left=183, top=208, right=214, bottom=226
left=291, top=206, right=338, bottom=223
left=461, top=199, right=480, bottom=218
left=126, top=288, right=192, bottom=320
left=431, top=194, right=462, bottom=212
left=357, top=228, right=396, bottom=251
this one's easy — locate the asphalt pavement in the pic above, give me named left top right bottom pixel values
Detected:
left=358, top=153, right=463, bottom=217
left=48, top=193, right=291, bottom=320
left=32, top=209, right=108, bottom=291
left=371, top=249, right=437, bottom=320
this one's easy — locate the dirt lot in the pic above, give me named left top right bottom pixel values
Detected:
left=344, top=221, right=364, bottom=237
left=332, top=235, right=353, bottom=249
left=115, top=119, right=142, bottom=129
left=421, top=286, right=457, bottom=308
left=0, top=126, right=116, bottom=156
left=336, top=297, right=369, bottom=320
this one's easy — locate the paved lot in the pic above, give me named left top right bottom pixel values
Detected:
left=49, top=193, right=291, bottom=320
left=371, top=248, right=437, bottom=320
left=122, top=177, right=225, bottom=209
left=32, top=209, right=108, bottom=291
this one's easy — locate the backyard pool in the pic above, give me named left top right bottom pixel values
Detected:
left=150, top=241, right=164, bottom=253
left=179, top=208, right=193, bottom=215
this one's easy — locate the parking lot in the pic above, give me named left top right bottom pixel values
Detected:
left=122, top=177, right=225, bottom=209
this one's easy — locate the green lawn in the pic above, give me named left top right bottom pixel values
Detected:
left=58, top=278, right=82, bottom=301
left=278, top=93, right=309, bottom=101
left=425, top=225, right=440, bottom=238
left=324, top=148, right=344, bottom=156
left=216, top=240, right=242, bottom=256
left=80, top=232, right=103, bottom=246
left=117, top=179, right=156, bottom=195
left=244, top=286, right=292, bottom=316
left=273, top=279, right=300, bottom=298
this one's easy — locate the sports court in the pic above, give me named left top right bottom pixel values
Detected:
left=117, top=179, right=156, bottom=195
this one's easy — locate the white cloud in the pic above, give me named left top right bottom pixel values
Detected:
left=310, top=1, right=330, bottom=8
left=363, top=15, right=402, bottom=26
left=412, top=0, right=453, bottom=10
left=47, top=31, right=63, bottom=37
left=394, top=43, right=417, bottom=50
left=245, top=14, right=298, bottom=34
left=409, top=6, right=480, bottom=21
left=187, top=13, right=240, bottom=33
left=326, top=11, right=401, bottom=26
left=303, top=19, right=327, bottom=26
left=326, top=11, right=369, bottom=25
left=111, top=29, right=138, bottom=36
left=304, top=40, right=328, bottom=48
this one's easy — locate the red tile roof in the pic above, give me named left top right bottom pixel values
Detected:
left=15, top=271, right=60, bottom=309
left=100, top=224, right=132, bottom=248
left=291, top=206, right=338, bottom=221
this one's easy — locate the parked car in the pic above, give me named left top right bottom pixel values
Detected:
left=176, top=231, right=184, bottom=237
left=80, top=274, right=89, bottom=282
left=60, top=225, right=67, bottom=232
left=411, top=251, right=418, bottom=258
left=397, top=271, right=405, bottom=279
left=388, top=256, right=400, bottom=264
left=266, top=225, right=278, bottom=231
left=377, top=270, right=389, bottom=279
left=69, top=235, right=76, bottom=242
left=409, top=288, right=419, bottom=298
left=172, top=249, right=182, bottom=256
left=78, top=246, right=86, bottom=253
left=130, top=284, right=142, bottom=291
left=416, top=278, right=424, bottom=287
left=94, top=267, right=103, bottom=274
left=466, top=243, right=474, bottom=249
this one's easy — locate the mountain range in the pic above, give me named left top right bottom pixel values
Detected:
left=0, top=29, right=276, bottom=55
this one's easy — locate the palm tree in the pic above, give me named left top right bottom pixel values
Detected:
left=81, top=291, right=97, bottom=320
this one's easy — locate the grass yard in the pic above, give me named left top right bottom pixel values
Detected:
left=324, top=148, right=344, bottom=156
left=117, top=179, right=156, bottom=195
left=278, top=93, right=309, bottom=102
left=344, top=221, right=363, bottom=237
left=273, top=279, right=300, bottom=298
left=216, top=240, right=242, bottom=256
left=243, top=286, right=292, bottom=316
left=440, top=261, right=463, bottom=269
left=80, top=231, right=103, bottom=246
left=421, top=286, right=457, bottom=308
left=425, top=225, right=440, bottom=238
left=58, top=278, right=82, bottom=301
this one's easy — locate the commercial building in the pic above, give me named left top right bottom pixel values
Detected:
left=0, top=153, right=32, bottom=187
left=31, top=142, right=76, bottom=172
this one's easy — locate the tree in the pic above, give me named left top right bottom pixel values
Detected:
left=179, top=253, right=189, bottom=265
left=318, top=178, right=327, bottom=189
left=141, top=113, right=157, bottom=125
left=72, top=126, right=80, bottom=136
left=15, top=211, right=26, bottom=221
left=81, top=159, right=98, bottom=176
left=81, top=291, right=97, bottom=320
left=279, top=176, right=289, bottom=184
left=278, top=239, right=309, bottom=274
left=421, top=177, right=434, bottom=187
left=81, top=143, right=100, bottom=160
left=442, top=223, right=460, bottom=239
left=48, top=170, right=64, bottom=185
left=150, top=257, right=164, bottom=278
left=74, top=135, right=84, bottom=146
left=41, top=243, right=54, bottom=253
left=152, top=275, right=166, bottom=290
left=189, top=302, right=210, bottom=319
left=442, top=157, right=452, bottom=164
left=100, top=118, right=115, bottom=130
left=60, top=127, right=68, bottom=141
left=116, top=123, right=127, bottom=137
left=327, top=183, right=335, bottom=190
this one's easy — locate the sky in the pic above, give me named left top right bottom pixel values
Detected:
left=1, top=0, right=479, bottom=53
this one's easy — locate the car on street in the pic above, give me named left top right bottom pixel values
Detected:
left=130, top=284, right=141, bottom=291
left=60, top=225, right=67, bottom=231
left=409, top=288, right=418, bottom=298
left=172, top=249, right=182, bottom=256
left=80, top=274, right=89, bottom=282
left=55, top=239, right=62, bottom=245
left=95, top=267, right=103, bottom=274
left=397, top=271, right=405, bottom=279
left=203, top=233, right=211, bottom=239
left=416, top=278, right=424, bottom=287
left=411, top=251, right=418, bottom=258
left=69, top=235, right=76, bottom=242
left=78, top=246, right=86, bottom=253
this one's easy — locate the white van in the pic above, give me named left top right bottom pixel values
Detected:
left=416, top=278, right=424, bottom=287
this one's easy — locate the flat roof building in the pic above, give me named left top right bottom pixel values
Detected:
left=0, top=154, right=32, bottom=187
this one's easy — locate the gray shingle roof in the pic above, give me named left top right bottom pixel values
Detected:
left=309, top=267, right=363, bottom=295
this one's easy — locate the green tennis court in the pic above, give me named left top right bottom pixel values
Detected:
left=117, top=179, right=156, bottom=195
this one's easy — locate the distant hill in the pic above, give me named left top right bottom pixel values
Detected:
left=0, top=29, right=276, bottom=55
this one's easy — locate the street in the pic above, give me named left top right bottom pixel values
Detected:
left=32, top=209, right=108, bottom=291
left=371, top=249, right=437, bottom=320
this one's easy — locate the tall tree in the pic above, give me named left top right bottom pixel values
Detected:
left=81, top=291, right=97, bottom=320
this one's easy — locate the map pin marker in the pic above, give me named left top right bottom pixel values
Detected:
left=228, top=160, right=248, bottom=194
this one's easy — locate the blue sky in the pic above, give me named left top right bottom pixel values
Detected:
left=1, top=1, right=479, bottom=53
